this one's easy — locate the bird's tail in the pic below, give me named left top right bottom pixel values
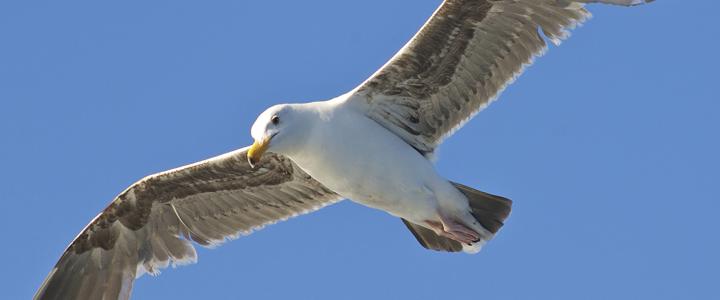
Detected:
left=402, top=182, right=511, bottom=253
left=452, top=182, right=512, bottom=235
left=451, top=182, right=512, bottom=253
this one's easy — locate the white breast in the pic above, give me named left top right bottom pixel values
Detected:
left=286, top=105, right=443, bottom=220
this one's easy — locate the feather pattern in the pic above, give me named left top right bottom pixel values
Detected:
left=345, top=0, right=650, bottom=155
left=34, top=147, right=342, bottom=300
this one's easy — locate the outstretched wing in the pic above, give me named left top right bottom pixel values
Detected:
left=344, top=0, right=651, bottom=155
left=34, top=147, right=342, bottom=300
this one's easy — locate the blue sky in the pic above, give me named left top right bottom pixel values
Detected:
left=2, top=1, right=718, bottom=299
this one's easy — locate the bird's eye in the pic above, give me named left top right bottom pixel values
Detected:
left=271, top=115, right=280, bottom=125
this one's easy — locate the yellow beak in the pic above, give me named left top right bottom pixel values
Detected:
left=247, top=137, right=270, bottom=168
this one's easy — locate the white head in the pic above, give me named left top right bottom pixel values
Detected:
left=247, top=104, right=309, bottom=167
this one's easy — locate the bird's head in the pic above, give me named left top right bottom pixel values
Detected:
left=248, top=104, right=302, bottom=168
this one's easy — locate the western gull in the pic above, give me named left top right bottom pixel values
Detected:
left=34, top=0, right=653, bottom=299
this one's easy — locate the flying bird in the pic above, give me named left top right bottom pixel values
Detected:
left=35, top=0, right=653, bottom=299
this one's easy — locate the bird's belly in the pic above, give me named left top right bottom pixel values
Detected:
left=287, top=114, right=440, bottom=219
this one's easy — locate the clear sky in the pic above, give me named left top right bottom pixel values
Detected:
left=2, top=1, right=718, bottom=299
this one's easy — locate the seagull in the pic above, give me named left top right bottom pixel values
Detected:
left=35, top=0, right=653, bottom=299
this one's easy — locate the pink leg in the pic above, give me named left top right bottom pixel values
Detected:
left=424, top=214, right=481, bottom=245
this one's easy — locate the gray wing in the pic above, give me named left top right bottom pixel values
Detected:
left=344, top=0, right=652, bottom=155
left=34, top=147, right=342, bottom=300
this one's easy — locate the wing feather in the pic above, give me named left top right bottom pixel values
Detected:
left=344, top=0, right=650, bottom=155
left=34, top=147, right=341, bottom=300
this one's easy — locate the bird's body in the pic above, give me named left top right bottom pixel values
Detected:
left=288, top=100, right=438, bottom=216
left=279, top=98, right=485, bottom=249
left=33, top=1, right=656, bottom=299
